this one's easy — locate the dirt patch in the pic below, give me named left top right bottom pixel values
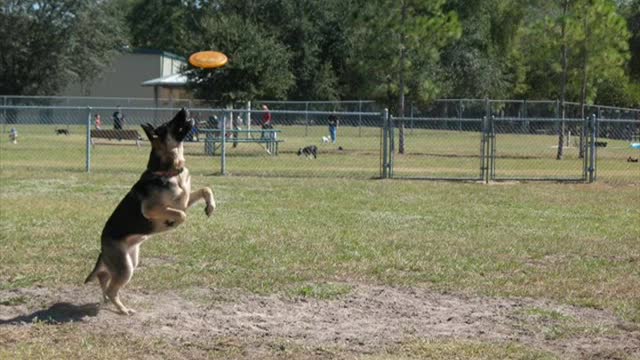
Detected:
left=1, top=284, right=638, bottom=358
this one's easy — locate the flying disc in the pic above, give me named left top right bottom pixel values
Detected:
left=189, top=51, right=228, bottom=69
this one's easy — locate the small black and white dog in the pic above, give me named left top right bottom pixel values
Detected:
left=55, top=129, right=70, bottom=135
left=297, top=145, right=318, bottom=159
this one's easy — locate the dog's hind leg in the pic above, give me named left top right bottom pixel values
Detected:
left=102, top=246, right=135, bottom=315
left=97, top=271, right=110, bottom=304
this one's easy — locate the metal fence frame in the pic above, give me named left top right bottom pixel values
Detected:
left=1, top=98, right=637, bottom=183
left=382, top=114, right=606, bottom=183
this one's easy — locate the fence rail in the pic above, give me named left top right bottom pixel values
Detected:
left=1, top=99, right=638, bottom=184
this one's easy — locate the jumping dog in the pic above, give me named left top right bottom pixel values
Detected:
left=84, top=108, right=215, bottom=315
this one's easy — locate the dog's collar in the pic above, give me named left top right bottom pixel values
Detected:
left=151, top=168, right=183, bottom=178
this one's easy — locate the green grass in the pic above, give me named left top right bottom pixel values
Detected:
left=1, top=126, right=639, bottom=358
left=2, top=123, right=637, bottom=182
left=1, top=168, right=638, bottom=323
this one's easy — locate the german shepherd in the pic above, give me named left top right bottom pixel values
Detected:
left=84, top=108, right=215, bottom=315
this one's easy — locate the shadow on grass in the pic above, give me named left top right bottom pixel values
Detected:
left=0, top=302, right=99, bottom=325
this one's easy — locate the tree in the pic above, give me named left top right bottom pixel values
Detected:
left=69, top=2, right=128, bottom=95
left=126, top=0, right=198, bottom=57
left=186, top=13, right=294, bottom=103
left=576, top=0, right=630, bottom=155
left=517, top=0, right=631, bottom=159
left=216, top=0, right=352, bottom=100
left=557, top=0, right=570, bottom=160
left=440, top=0, right=527, bottom=99
left=350, top=0, right=461, bottom=153
left=0, top=0, right=127, bottom=96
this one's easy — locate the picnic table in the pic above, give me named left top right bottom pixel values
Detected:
left=198, top=128, right=283, bottom=156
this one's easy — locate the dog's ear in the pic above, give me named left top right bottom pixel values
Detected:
left=141, top=123, right=157, bottom=141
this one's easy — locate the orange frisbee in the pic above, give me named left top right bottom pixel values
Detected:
left=189, top=51, right=228, bottom=69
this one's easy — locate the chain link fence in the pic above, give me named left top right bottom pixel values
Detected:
left=0, top=105, right=385, bottom=179
left=1, top=99, right=637, bottom=183
left=392, top=99, right=639, bottom=183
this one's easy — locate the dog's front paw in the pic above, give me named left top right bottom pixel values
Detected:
left=205, top=202, right=215, bottom=217
left=165, top=220, right=176, bottom=227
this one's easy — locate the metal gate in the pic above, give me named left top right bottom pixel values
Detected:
left=382, top=112, right=597, bottom=183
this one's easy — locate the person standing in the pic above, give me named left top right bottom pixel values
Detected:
left=232, top=115, right=242, bottom=148
left=261, top=104, right=272, bottom=138
left=328, top=113, right=339, bottom=143
left=95, top=113, right=102, bottom=129
left=112, top=106, right=125, bottom=130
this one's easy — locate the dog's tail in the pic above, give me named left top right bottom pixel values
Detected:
left=84, top=253, right=103, bottom=284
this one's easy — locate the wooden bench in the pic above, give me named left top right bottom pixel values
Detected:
left=90, top=129, right=142, bottom=147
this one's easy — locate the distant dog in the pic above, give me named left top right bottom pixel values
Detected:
left=322, top=136, right=330, bottom=144
left=627, top=156, right=639, bottom=163
left=84, top=109, right=215, bottom=315
left=595, top=141, right=608, bottom=147
left=9, top=128, right=17, bottom=144
left=297, top=145, right=318, bottom=159
left=55, top=129, right=70, bottom=135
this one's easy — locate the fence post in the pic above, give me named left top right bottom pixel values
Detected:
left=588, top=113, right=597, bottom=183
left=389, top=112, right=395, bottom=178
left=221, top=110, right=227, bottom=175
left=582, top=115, right=589, bottom=181
left=490, top=115, right=496, bottom=181
left=382, top=108, right=389, bottom=178
left=358, top=100, right=362, bottom=137
left=86, top=107, right=92, bottom=173
left=481, top=116, right=490, bottom=183
left=304, top=102, right=309, bottom=137
left=1, top=96, right=6, bottom=135
left=246, top=101, right=251, bottom=132
left=410, top=103, right=414, bottom=134
left=458, top=99, right=463, bottom=131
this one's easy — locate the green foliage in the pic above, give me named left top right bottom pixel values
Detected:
left=69, top=2, right=129, bottom=95
left=214, top=0, right=352, bottom=100
left=1, top=0, right=637, bottom=108
left=0, top=0, right=127, bottom=96
left=348, top=0, right=461, bottom=109
left=126, top=0, right=198, bottom=56
left=440, top=0, right=527, bottom=99
left=518, top=0, right=631, bottom=105
left=186, top=13, right=294, bottom=103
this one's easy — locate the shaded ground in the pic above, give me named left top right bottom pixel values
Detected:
left=1, top=284, right=639, bottom=359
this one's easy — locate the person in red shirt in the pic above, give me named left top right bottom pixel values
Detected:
left=261, top=104, right=272, bottom=139
left=261, top=104, right=272, bottom=128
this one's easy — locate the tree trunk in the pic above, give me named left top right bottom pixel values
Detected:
left=579, top=14, right=589, bottom=159
left=398, top=1, right=407, bottom=154
left=556, top=0, right=569, bottom=160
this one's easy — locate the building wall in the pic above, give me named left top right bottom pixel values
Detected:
left=61, top=50, right=187, bottom=98
left=161, top=56, right=184, bottom=77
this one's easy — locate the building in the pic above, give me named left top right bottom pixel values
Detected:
left=61, top=48, right=189, bottom=100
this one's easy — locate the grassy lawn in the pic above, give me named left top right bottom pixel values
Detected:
left=1, top=124, right=639, bottom=358
left=1, top=123, right=637, bottom=182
